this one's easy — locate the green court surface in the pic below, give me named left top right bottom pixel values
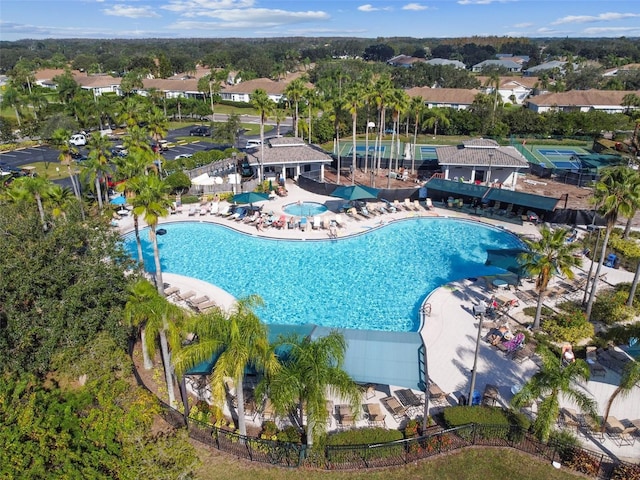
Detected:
left=521, top=144, right=591, bottom=169
left=337, top=141, right=441, bottom=161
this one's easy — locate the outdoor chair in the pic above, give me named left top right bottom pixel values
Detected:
left=381, top=396, right=407, bottom=421
left=364, top=403, right=386, bottom=426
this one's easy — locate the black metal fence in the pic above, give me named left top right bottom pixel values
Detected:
left=155, top=399, right=636, bottom=477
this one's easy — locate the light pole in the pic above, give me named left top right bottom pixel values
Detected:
left=487, top=153, right=494, bottom=186
left=468, top=305, right=485, bottom=405
left=365, top=122, right=375, bottom=184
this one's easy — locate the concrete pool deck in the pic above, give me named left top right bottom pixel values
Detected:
left=118, top=181, right=640, bottom=462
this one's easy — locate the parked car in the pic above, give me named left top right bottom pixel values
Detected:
left=189, top=126, right=211, bottom=137
left=110, top=145, right=128, bottom=157
left=69, top=134, right=87, bottom=146
left=157, top=140, right=169, bottom=151
left=245, top=139, right=261, bottom=149
left=174, top=153, right=193, bottom=160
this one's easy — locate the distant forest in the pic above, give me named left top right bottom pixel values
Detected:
left=1, top=36, right=639, bottom=79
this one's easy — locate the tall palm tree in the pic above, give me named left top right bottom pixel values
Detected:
left=387, top=89, right=409, bottom=183
left=131, top=174, right=172, bottom=295
left=124, top=278, right=185, bottom=405
left=512, top=345, right=597, bottom=441
left=51, top=128, right=81, bottom=200
left=343, top=84, right=362, bottom=186
left=371, top=76, right=394, bottom=178
left=409, top=96, right=424, bottom=174
left=586, top=166, right=639, bottom=321
left=45, top=184, right=74, bottom=222
left=484, top=70, right=502, bottom=126
left=519, top=227, right=582, bottom=329
left=116, top=157, right=150, bottom=267
left=250, top=89, right=275, bottom=181
left=601, top=360, right=640, bottom=432
left=621, top=168, right=640, bottom=240
left=264, top=331, right=360, bottom=447
left=83, top=132, right=113, bottom=211
left=423, top=108, right=450, bottom=138
left=5, top=175, right=51, bottom=231
left=174, top=295, right=280, bottom=437
left=284, top=78, right=306, bottom=138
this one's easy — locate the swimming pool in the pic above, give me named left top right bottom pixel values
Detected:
left=123, top=218, right=524, bottom=332
left=283, top=202, right=328, bottom=217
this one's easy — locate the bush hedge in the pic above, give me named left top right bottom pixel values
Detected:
left=326, top=427, right=403, bottom=446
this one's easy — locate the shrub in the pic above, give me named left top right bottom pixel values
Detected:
left=611, top=463, right=640, bottom=480
left=326, top=427, right=403, bottom=446
left=404, top=419, right=420, bottom=438
left=261, top=421, right=278, bottom=440
left=277, top=425, right=302, bottom=444
left=592, top=289, right=634, bottom=325
left=542, top=310, right=595, bottom=343
left=443, top=405, right=511, bottom=428
left=164, top=171, right=191, bottom=194
left=179, top=195, right=200, bottom=204
left=564, top=448, right=601, bottom=476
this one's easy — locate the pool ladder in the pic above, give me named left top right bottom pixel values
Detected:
left=421, top=303, right=431, bottom=317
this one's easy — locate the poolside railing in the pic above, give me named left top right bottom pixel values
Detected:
left=152, top=395, right=636, bottom=477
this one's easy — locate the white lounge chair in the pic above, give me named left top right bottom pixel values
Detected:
left=209, top=202, right=219, bottom=215
left=188, top=206, right=197, bottom=216
left=425, top=198, right=433, bottom=210
left=334, top=214, right=344, bottom=227
left=312, top=216, right=321, bottom=230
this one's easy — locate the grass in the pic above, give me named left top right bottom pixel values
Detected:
left=20, top=161, right=72, bottom=181
left=191, top=443, right=582, bottom=480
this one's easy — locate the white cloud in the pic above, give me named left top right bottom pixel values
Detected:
left=177, top=8, right=329, bottom=26
left=583, top=26, right=640, bottom=35
left=552, top=12, right=640, bottom=25
left=358, top=4, right=378, bottom=12
left=163, top=0, right=256, bottom=14
left=514, top=22, right=533, bottom=28
left=103, top=5, right=160, bottom=19
left=403, top=3, right=427, bottom=11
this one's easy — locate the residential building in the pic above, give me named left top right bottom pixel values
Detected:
left=405, top=87, right=480, bottom=110
left=526, top=89, right=640, bottom=113
left=471, top=59, right=522, bottom=73
left=477, top=76, right=538, bottom=105
left=219, top=78, right=288, bottom=103
left=424, top=58, right=467, bottom=69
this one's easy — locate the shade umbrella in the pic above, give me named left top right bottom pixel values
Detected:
left=330, top=185, right=379, bottom=202
left=109, top=195, right=126, bottom=205
left=232, top=192, right=270, bottom=210
left=485, top=248, right=532, bottom=283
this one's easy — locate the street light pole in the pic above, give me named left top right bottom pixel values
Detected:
left=583, top=226, right=602, bottom=305
left=365, top=122, right=374, bottom=184
left=468, top=309, right=484, bottom=405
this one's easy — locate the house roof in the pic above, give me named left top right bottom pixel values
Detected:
left=245, top=137, right=333, bottom=166
left=524, top=60, right=569, bottom=73
left=222, top=78, right=289, bottom=96
left=425, top=58, right=467, bottom=69
left=527, top=89, right=640, bottom=108
left=436, top=139, right=529, bottom=168
left=406, top=87, right=480, bottom=105
left=473, top=59, right=522, bottom=70
left=476, top=76, right=538, bottom=89
left=142, top=77, right=200, bottom=92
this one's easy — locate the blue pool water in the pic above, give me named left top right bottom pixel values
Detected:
left=123, top=218, right=524, bottom=332
left=283, top=202, right=328, bottom=217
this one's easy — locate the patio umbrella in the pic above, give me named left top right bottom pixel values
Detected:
left=485, top=248, right=532, bottom=283
left=109, top=195, right=126, bottom=205
left=330, top=185, right=379, bottom=202
left=232, top=191, right=270, bottom=206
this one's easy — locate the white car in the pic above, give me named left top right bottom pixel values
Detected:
left=174, top=153, right=193, bottom=160
left=69, top=134, right=87, bottom=146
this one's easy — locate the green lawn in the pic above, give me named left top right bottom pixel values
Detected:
left=20, top=161, right=72, bottom=181
left=192, top=443, right=582, bottom=480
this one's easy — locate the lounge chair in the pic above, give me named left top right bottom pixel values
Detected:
left=199, top=206, right=208, bottom=215
left=220, top=205, right=235, bottom=217
left=209, top=202, right=219, bottom=215
left=503, top=332, right=525, bottom=355
left=164, top=286, right=180, bottom=297
left=229, top=206, right=246, bottom=221
left=188, top=295, right=209, bottom=306
left=413, top=200, right=423, bottom=211
left=312, top=216, right=321, bottom=230
left=272, top=214, right=287, bottom=229
left=244, top=211, right=260, bottom=224
left=177, top=290, right=196, bottom=301
left=381, top=198, right=397, bottom=212
left=356, top=205, right=371, bottom=219
left=404, top=198, right=416, bottom=211
left=322, top=217, right=331, bottom=230
left=217, top=204, right=229, bottom=216
left=365, top=403, right=386, bottom=426
left=346, top=207, right=360, bottom=219
left=334, top=214, right=344, bottom=227
left=195, top=300, right=217, bottom=313
left=188, top=206, right=198, bottom=216
left=393, top=199, right=404, bottom=211
left=299, top=216, right=308, bottom=231
left=425, top=198, right=433, bottom=210
left=381, top=396, right=407, bottom=421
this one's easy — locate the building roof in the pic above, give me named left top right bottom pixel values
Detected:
left=142, top=77, right=200, bottom=93
left=245, top=137, right=333, bottom=166
left=476, top=75, right=538, bottom=89
left=527, top=89, right=640, bottom=108
left=473, top=59, right=522, bottom=70
left=406, top=87, right=480, bottom=105
left=222, top=78, right=289, bottom=96
left=524, top=60, right=570, bottom=73
left=437, top=139, right=529, bottom=168
left=425, top=58, right=467, bottom=69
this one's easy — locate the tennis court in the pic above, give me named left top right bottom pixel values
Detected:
left=525, top=145, right=591, bottom=170
left=416, top=145, right=438, bottom=160
left=337, top=140, right=395, bottom=159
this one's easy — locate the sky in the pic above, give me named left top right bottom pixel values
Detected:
left=1, top=0, right=639, bottom=42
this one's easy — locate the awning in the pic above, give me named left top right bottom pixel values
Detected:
left=426, top=178, right=489, bottom=198
left=483, top=188, right=559, bottom=211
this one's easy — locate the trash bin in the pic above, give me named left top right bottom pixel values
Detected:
left=604, top=253, right=617, bottom=268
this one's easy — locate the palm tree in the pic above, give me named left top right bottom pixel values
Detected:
left=45, top=184, right=74, bottom=222
left=586, top=166, right=640, bottom=321
left=512, top=345, right=597, bottom=441
left=371, top=76, right=394, bottom=178
left=250, top=89, right=275, bottom=181
left=343, top=84, right=362, bottom=186
left=264, top=331, right=360, bottom=447
left=423, top=108, right=450, bottom=138
left=484, top=70, right=502, bottom=126
left=174, top=295, right=280, bottom=437
left=5, top=175, right=51, bottom=231
left=124, top=278, right=186, bottom=405
left=621, top=168, right=640, bottom=240
left=131, top=174, right=172, bottom=295
left=387, top=89, right=409, bottom=186
left=284, top=78, right=306, bottom=138
left=83, top=132, right=113, bottom=211
left=409, top=96, right=424, bottom=174
left=601, top=360, right=640, bottom=432
left=51, top=128, right=81, bottom=200
left=519, top=227, right=582, bottom=329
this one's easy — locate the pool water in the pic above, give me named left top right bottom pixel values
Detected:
left=123, top=218, right=524, bottom=332
left=283, top=202, right=328, bottom=217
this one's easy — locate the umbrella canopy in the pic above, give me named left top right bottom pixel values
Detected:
left=485, top=248, right=533, bottom=280
left=232, top=191, right=270, bottom=205
left=331, top=185, right=379, bottom=202
left=109, top=195, right=126, bottom=205
left=191, top=173, right=216, bottom=186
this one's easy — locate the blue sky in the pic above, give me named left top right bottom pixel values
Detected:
left=1, top=1, right=639, bottom=41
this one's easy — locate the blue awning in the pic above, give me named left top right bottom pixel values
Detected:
left=483, top=188, right=559, bottom=211
left=426, top=178, right=490, bottom=198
